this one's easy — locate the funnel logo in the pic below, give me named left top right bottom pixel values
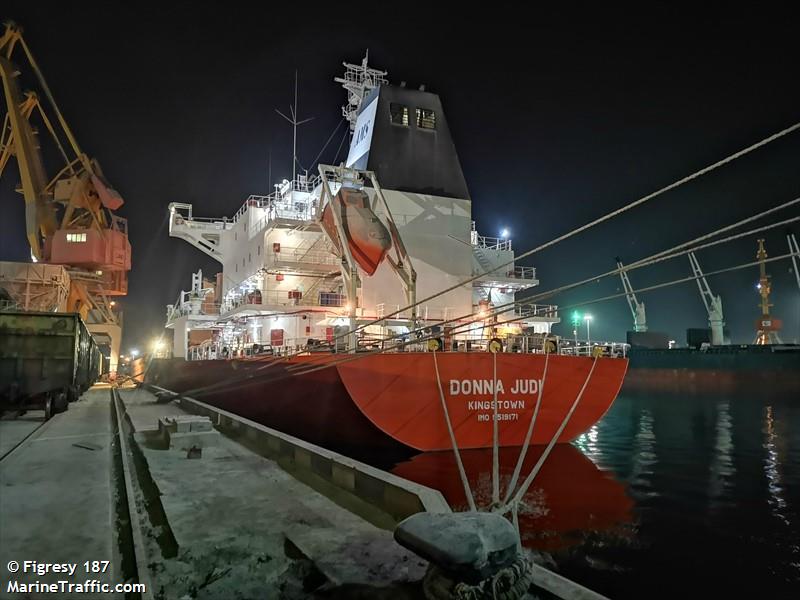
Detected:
left=346, top=95, right=379, bottom=169
left=354, top=122, right=370, bottom=146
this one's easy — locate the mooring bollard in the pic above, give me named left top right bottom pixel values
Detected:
left=394, top=512, right=534, bottom=600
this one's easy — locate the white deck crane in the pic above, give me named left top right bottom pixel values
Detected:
left=688, top=252, right=726, bottom=345
left=789, top=232, right=800, bottom=292
left=616, top=257, right=647, bottom=332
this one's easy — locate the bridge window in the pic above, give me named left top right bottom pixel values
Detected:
left=415, top=108, right=436, bottom=130
left=66, top=233, right=87, bottom=243
left=390, top=103, right=409, bottom=126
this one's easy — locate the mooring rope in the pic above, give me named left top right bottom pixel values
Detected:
left=432, top=349, right=477, bottom=512
left=501, top=356, right=599, bottom=514
left=503, top=348, right=551, bottom=506
left=492, top=350, right=500, bottom=506
left=280, top=197, right=800, bottom=366
left=323, top=121, right=800, bottom=341
left=422, top=553, right=534, bottom=600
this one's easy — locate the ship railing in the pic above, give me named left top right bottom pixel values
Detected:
left=166, top=300, right=221, bottom=323
left=511, top=266, right=536, bottom=280
left=473, top=234, right=512, bottom=251
left=248, top=201, right=319, bottom=235
left=232, top=176, right=322, bottom=225
left=559, top=342, right=630, bottom=358
left=171, top=213, right=231, bottom=231
left=371, top=303, right=415, bottom=321
left=266, top=246, right=340, bottom=268
left=221, top=289, right=346, bottom=312
left=514, top=303, right=558, bottom=319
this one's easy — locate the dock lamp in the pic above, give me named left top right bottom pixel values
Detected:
left=571, top=311, right=582, bottom=345
left=130, top=349, right=139, bottom=358
left=152, top=339, right=166, bottom=356
left=501, top=228, right=510, bottom=239
left=584, top=314, right=593, bottom=346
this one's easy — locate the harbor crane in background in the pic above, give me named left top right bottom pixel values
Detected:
left=789, top=232, right=800, bottom=292
left=754, top=239, right=782, bottom=345
left=687, top=252, right=726, bottom=345
left=615, top=257, right=647, bottom=332
left=0, top=22, right=130, bottom=373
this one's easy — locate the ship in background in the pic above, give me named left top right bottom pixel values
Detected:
left=618, top=239, right=800, bottom=392
left=147, top=55, right=629, bottom=452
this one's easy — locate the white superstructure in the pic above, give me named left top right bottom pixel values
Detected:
left=165, top=57, right=559, bottom=359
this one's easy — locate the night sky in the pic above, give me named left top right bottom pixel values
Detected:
left=2, top=3, right=799, bottom=351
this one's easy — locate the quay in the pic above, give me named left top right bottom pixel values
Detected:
left=1, top=384, right=610, bottom=599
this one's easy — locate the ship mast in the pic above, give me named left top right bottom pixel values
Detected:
left=334, top=51, right=388, bottom=131
left=275, top=71, right=313, bottom=187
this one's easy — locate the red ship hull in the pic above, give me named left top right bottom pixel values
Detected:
left=146, top=353, right=628, bottom=452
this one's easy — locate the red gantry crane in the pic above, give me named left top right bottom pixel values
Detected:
left=0, top=22, right=130, bottom=373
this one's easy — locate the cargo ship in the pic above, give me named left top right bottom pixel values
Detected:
left=150, top=56, right=629, bottom=451
left=613, top=241, right=800, bottom=393
left=623, top=344, right=800, bottom=393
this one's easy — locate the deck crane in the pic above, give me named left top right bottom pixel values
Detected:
left=687, top=252, right=726, bottom=345
left=0, top=22, right=130, bottom=373
left=615, top=257, right=647, bottom=332
left=788, top=232, right=800, bottom=292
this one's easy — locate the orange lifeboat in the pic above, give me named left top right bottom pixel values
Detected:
left=321, top=188, right=392, bottom=275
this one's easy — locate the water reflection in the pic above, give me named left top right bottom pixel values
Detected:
left=630, top=409, right=656, bottom=496
left=763, top=405, right=788, bottom=522
left=390, top=444, right=634, bottom=551
left=709, top=400, right=733, bottom=507
left=389, top=387, right=800, bottom=599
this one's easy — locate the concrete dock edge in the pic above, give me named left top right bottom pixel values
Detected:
left=141, top=385, right=452, bottom=520
left=140, top=384, right=613, bottom=599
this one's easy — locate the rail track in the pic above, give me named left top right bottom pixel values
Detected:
left=0, top=411, right=50, bottom=463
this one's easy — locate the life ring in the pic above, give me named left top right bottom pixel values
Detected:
left=488, top=337, right=503, bottom=354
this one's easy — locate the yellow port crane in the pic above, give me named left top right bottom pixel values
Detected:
left=754, top=239, right=782, bottom=345
left=0, top=21, right=130, bottom=373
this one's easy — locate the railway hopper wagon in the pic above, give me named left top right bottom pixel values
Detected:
left=0, top=312, right=102, bottom=418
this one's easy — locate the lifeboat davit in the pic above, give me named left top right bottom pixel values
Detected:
left=321, top=188, right=392, bottom=275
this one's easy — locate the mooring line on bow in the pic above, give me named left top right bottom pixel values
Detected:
left=432, top=349, right=477, bottom=512
left=500, top=356, right=599, bottom=516
left=503, top=345, right=552, bottom=506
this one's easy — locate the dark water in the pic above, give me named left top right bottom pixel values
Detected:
left=389, top=387, right=800, bottom=599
